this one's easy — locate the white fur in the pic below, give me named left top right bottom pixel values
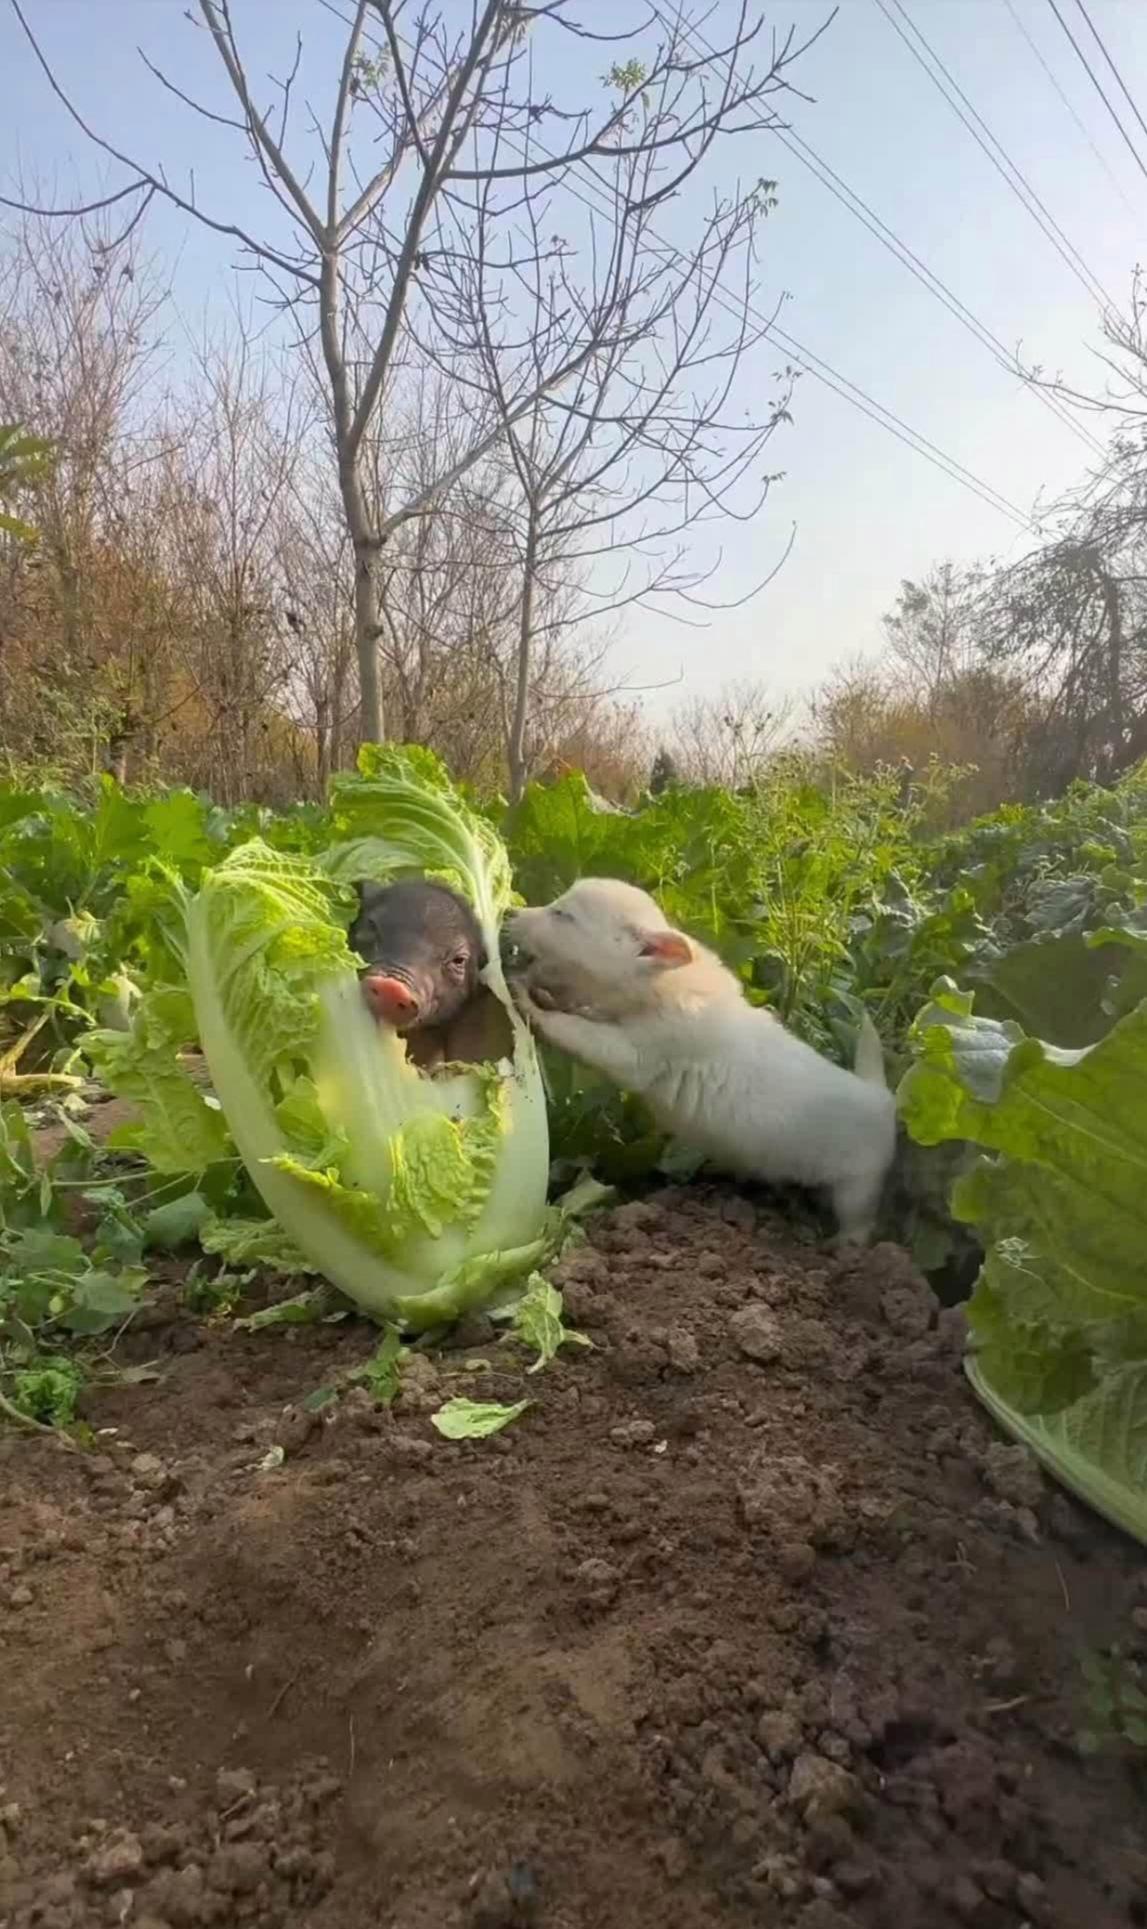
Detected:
left=506, top=877, right=896, bottom=1243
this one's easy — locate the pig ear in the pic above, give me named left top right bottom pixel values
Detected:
left=637, top=928, right=692, bottom=969
left=353, top=879, right=383, bottom=910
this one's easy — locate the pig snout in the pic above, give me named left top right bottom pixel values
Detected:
left=361, top=971, right=424, bottom=1028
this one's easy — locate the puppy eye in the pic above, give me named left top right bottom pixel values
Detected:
left=551, top=907, right=573, bottom=923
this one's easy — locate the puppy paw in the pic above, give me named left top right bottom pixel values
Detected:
left=508, top=979, right=550, bottom=1032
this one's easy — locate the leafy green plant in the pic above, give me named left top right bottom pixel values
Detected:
left=182, top=1261, right=249, bottom=1319
left=0, top=1164, right=150, bottom=1433
left=85, top=748, right=552, bottom=1330
left=503, top=1275, right=592, bottom=1373
left=0, top=738, right=1144, bottom=1502
left=901, top=978, right=1147, bottom=1543
left=0, top=1091, right=204, bottom=1430
left=9, top=1354, right=84, bottom=1427
left=735, top=758, right=931, bottom=1050
left=350, top=1324, right=404, bottom=1403
left=1078, top=1646, right=1147, bottom=1755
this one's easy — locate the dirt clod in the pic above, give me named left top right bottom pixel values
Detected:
left=85, top=1830, right=144, bottom=1886
left=728, top=1302, right=783, bottom=1361
left=665, top=1325, right=701, bottom=1373
left=788, top=1753, right=858, bottom=1823
left=983, top=1441, right=1044, bottom=1509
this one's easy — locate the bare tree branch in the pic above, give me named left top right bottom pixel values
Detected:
left=9, top=0, right=814, bottom=747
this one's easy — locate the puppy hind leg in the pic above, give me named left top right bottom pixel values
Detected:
left=830, top=1170, right=883, bottom=1248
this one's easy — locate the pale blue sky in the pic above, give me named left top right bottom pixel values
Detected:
left=3, top=0, right=1145, bottom=725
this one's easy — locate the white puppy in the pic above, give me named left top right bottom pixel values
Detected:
left=505, top=878, right=896, bottom=1243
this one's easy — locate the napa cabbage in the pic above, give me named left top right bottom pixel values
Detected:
left=88, top=748, right=551, bottom=1329
left=900, top=975, right=1147, bottom=1546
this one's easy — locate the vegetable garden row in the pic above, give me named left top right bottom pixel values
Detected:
left=2, top=749, right=1144, bottom=1537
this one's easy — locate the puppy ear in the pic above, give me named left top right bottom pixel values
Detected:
left=637, top=928, right=692, bottom=969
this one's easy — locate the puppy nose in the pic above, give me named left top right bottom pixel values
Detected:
left=362, top=974, right=420, bottom=1027
left=499, top=921, right=528, bottom=966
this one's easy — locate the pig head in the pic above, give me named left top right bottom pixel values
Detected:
left=348, top=878, right=486, bottom=1032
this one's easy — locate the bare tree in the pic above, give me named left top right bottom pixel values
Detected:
left=0, top=206, right=170, bottom=775
left=274, top=453, right=359, bottom=793
left=977, top=532, right=1147, bottom=794
left=543, top=694, right=651, bottom=803
left=648, top=744, right=680, bottom=793
left=671, top=676, right=794, bottom=788
left=158, top=322, right=311, bottom=801
left=445, top=40, right=797, bottom=799
left=810, top=649, right=1038, bottom=821
left=883, top=562, right=986, bottom=710
left=8, top=0, right=823, bottom=744
left=980, top=279, right=1147, bottom=792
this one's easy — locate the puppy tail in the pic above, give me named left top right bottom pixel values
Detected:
left=853, top=1012, right=888, bottom=1088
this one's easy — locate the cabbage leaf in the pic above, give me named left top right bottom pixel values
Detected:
left=900, top=978, right=1147, bottom=1543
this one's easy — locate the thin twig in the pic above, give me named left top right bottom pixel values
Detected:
left=267, top=1669, right=303, bottom=1720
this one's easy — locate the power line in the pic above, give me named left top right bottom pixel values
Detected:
left=646, top=7, right=1100, bottom=474
left=1044, top=0, right=1147, bottom=185
left=753, top=322, right=1040, bottom=530
left=783, top=129, right=1104, bottom=457
left=1072, top=0, right=1147, bottom=148
left=508, top=130, right=1041, bottom=532
left=1001, top=0, right=1138, bottom=216
left=374, top=8, right=1043, bottom=532
left=873, top=0, right=1120, bottom=318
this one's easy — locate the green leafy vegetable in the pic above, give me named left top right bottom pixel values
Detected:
left=900, top=979, right=1147, bottom=1542
left=88, top=750, right=550, bottom=1330
left=142, top=1190, right=213, bottom=1251
left=199, top=1214, right=318, bottom=1275
left=1077, top=1645, right=1147, bottom=1754
left=86, top=987, right=233, bottom=1174
left=506, top=1274, right=592, bottom=1373
left=233, top=1288, right=335, bottom=1331
left=0, top=1116, right=147, bottom=1428
left=10, top=1354, right=82, bottom=1425
left=430, top=1396, right=531, bottom=1438
left=349, top=1323, right=404, bottom=1404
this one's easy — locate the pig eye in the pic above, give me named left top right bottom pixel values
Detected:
left=448, top=949, right=469, bottom=967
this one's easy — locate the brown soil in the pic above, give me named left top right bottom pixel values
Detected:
left=1, top=1186, right=1144, bottom=1929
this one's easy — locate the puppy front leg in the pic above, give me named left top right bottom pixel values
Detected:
left=520, top=998, right=642, bottom=1089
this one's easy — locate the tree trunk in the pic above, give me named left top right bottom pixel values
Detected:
left=507, top=513, right=538, bottom=804
left=1093, top=560, right=1127, bottom=772
left=353, top=539, right=383, bottom=744
left=331, top=648, right=349, bottom=773
left=104, top=712, right=133, bottom=786
left=339, top=448, right=384, bottom=746
left=314, top=690, right=330, bottom=792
